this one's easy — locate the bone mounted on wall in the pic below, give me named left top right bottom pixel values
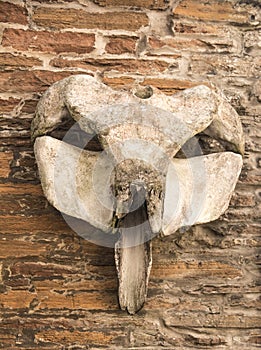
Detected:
left=32, top=74, right=244, bottom=314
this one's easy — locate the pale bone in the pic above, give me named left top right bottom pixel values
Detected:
left=32, top=74, right=244, bottom=314
left=115, top=185, right=152, bottom=314
left=34, top=136, right=114, bottom=233
left=32, top=74, right=244, bottom=234
left=32, top=75, right=244, bottom=156
left=163, top=152, right=243, bottom=236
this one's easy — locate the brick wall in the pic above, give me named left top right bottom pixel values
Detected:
left=0, top=0, right=260, bottom=348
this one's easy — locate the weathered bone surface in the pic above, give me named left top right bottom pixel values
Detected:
left=32, top=75, right=244, bottom=156
left=115, top=185, right=152, bottom=314
left=163, top=152, right=243, bottom=236
left=32, top=74, right=244, bottom=314
left=34, top=136, right=114, bottom=232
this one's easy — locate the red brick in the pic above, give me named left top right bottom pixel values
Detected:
left=0, top=240, right=47, bottom=258
left=105, top=36, right=138, bottom=54
left=0, top=183, right=43, bottom=196
left=0, top=290, right=35, bottom=309
left=0, top=98, right=21, bottom=113
left=0, top=193, right=51, bottom=216
left=21, top=98, right=39, bottom=114
left=151, top=261, right=241, bottom=279
left=0, top=152, right=13, bottom=178
left=173, top=20, right=220, bottom=35
left=35, top=329, right=116, bottom=345
left=148, top=35, right=236, bottom=54
left=0, top=1, right=28, bottom=25
left=33, top=7, right=149, bottom=31
left=173, top=0, right=253, bottom=24
left=0, top=214, right=71, bottom=234
left=92, top=0, right=169, bottom=10
left=149, top=36, right=205, bottom=50
left=10, top=262, right=76, bottom=277
left=0, top=70, right=85, bottom=93
left=141, top=77, right=210, bottom=95
left=33, top=277, right=116, bottom=292
left=36, top=290, right=118, bottom=310
left=0, top=53, right=42, bottom=69
left=102, top=76, right=136, bottom=89
left=2, top=28, right=95, bottom=54
left=50, top=57, right=170, bottom=74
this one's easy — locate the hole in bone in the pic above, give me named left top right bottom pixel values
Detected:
left=134, top=85, right=153, bottom=99
left=47, top=120, right=103, bottom=152
left=118, top=187, right=150, bottom=229
left=175, top=133, right=229, bottom=159
left=113, top=159, right=164, bottom=220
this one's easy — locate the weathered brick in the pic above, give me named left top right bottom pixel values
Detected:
left=151, top=261, right=241, bottom=279
left=0, top=97, right=21, bottom=113
left=0, top=214, right=72, bottom=234
left=0, top=184, right=42, bottom=196
left=33, top=277, right=116, bottom=292
left=225, top=207, right=259, bottom=222
left=105, top=35, right=138, bottom=54
left=0, top=240, right=47, bottom=258
left=34, top=289, right=118, bottom=310
left=0, top=290, right=35, bottom=309
left=141, top=77, right=209, bottom=94
left=5, top=276, right=31, bottom=290
left=92, top=0, right=169, bottom=10
left=149, top=35, right=238, bottom=54
left=32, top=0, right=75, bottom=2
left=35, top=329, right=116, bottom=346
left=173, top=0, right=257, bottom=25
left=0, top=152, right=13, bottom=178
left=0, top=333, right=16, bottom=348
left=10, top=262, right=76, bottom=277
left=173, top=20, right=223, bottom=35
left=33, top=7, right=149, bottom=31
left=230, top=191, right=256, bottom=207
left=0, top=193, right=50, bottom=216
left=102, top=76, right=136, bottom=89
left=189, top=54, right=260, bottom=77
left=21, top=98, right=39, bottom=114
left=164, top=312, right=261, bottom=329
left=248, top=335, right=261, bottom=345
left=2, top=28, right=95, bottom=54
left=10, top=149, right=38, bottom=182
left=183, top=283, right=261, bottom=296
left=0, top=53, right=42, bottom=69
left=0, top=1, right=28, bottom=25
left=50, top=57, right=170, bottom=73
left=0, top=0, right=259, bottom=345
left=0, top=117, right=32, bottom=136
left=0, top=70, right=83, bottom=93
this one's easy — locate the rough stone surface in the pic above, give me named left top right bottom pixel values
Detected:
left=0, top=0, right=259, bottom=348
